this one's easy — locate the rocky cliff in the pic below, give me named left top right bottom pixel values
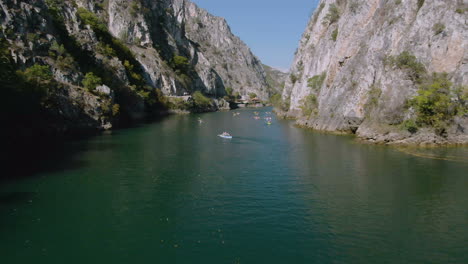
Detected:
left=281, top=0, right=467, bottom=145
left=263, top=64, right=287, bottom=95
left=0, top=0, right=269, bottom=134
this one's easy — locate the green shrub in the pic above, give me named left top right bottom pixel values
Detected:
left=455, top=8, right=465, bottom=14
left=167, top=97, right=191, bottom=110
left=331, top=28, right=338, bottom=41
left=225, top=87, right=233, bottom=95
left=192, top=91, right=212, bottom=108
left=290, top=74, right=298, bottom=84
left=49, top=41, right=66, bottom=57
left=18, top=64, right=54, bottom=98
left=171, top=55, right=190, bottom=73
left=270, top=93, right=290, bottom=111
left=307, top=72, right=326, bottom=91
left=112, top=103, right=120, bottom=116
left=269, top=93, right=282, bottom=106
left=410, top=73, right=461, bottom=129
left=82, top=72, right=102, bottom=91
left=77, top=8, right=107, bottom=32
left=97, top=43, right=116, bottom=57
left=56, top=55, right=75, bottom=70
left=130, top=2, right=140, bottom=17
left=323, top=4, right=340, bottom=25
left=432, top=23, right=445, bottom=35
left=249, top=93, right=257, bottom=99
left=454, top=85, right=468, bottom=116
left=401, top=119, right=418, bottom=134
left=386, top=51, right=426, bottom=83
left=137, top=90, right=150, bottom=99
left=300, top=94, right=318, bottom=116
left=22, top=64, right=52, bottom=82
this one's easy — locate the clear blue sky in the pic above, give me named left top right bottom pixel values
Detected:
left=191, top=0, right=320, bottom=72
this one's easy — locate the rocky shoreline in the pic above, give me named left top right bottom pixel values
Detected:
left=277, top=0, right=467, bottom=147
left=275, top=109, right=468, bottom=147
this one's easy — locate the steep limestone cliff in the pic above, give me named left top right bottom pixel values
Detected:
left=281, top=0, right=467, bottom=145
left=0, top=0, right=269, bottom=134
left=263, top=64, right=287, bottom=95
left=105, top=0, right=269, bottom=99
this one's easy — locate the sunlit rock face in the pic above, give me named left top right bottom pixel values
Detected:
left=0, top=0, right=270, bottom=131
left=282, top=0, right=467, bottom=145
left=104, top=0, right=269, bottom=99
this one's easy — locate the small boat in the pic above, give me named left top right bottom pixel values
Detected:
left=218, top=132, right=233, bottom=139
left=266, top=121, right=272, bottom=125
left=198, top=118, right=203, bottom=124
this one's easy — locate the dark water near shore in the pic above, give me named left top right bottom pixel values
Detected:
left=1, top=108, right=467, bottom=263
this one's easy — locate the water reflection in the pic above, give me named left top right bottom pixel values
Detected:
left=0, top=108, right=467, bottom=264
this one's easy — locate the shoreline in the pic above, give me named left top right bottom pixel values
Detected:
left=274, top=109, right=468, bottom=148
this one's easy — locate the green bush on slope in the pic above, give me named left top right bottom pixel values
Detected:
left=82, top=72, right=102, bottom=91
left=192, top=91, right=212, bottom=108
left=385, top=51, right=426, bottom=83
left=410, top=73, right=466, bottom=131
left=300, top=94, right=318, bottom=116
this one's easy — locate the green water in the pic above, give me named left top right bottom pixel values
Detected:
left=1, top=108, right=467, bottom=263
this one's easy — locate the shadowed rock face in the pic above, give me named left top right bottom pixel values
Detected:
left=0, top=0, right=269, bottom=132
left=282, top=0, right=467, bottom=145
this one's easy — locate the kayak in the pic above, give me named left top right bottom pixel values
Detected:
left=218, top=134, right=233, bottom=139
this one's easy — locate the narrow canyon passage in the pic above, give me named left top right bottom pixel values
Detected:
left=1, top=108, right=467, bottom=263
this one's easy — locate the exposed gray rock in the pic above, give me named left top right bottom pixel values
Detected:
left=282, top=0, right=467, bottom=146
left=214, top=98, right=231, bottom=110
left=96, top=85, right=112, bottom=96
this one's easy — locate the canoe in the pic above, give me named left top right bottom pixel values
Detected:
left=218, top=134, right=233, bottom=139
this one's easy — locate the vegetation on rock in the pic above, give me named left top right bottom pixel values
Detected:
left=331, top=28, right=339, bottom=41
left=323, top=4, right=340, bottom=25
left=270, top=93, right=290, bottom=112
left=385, top=51, right=426, bottom=83
left=192, top=91, right=212, bottom=108
left=300, top=94, right=318, bottom=116
left=432, top=23, right=445, bottom=35
left=410, top=73, right=467, bottom=133
left=307, top=73, right=326, bottom=91
left=82, top=72, right=102, bottom=91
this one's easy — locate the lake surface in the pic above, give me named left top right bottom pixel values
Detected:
left=1, top=108, right=467, bottom=263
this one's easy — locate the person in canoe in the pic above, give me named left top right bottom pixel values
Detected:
left=219, top=132, right=233, bottom=139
